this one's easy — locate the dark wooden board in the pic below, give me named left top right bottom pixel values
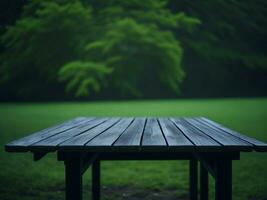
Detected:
left=158, top=118, right=193, bottom=147
left=184, top=118, right=252, bottom=151
left=199, top=117, right=267, bottom=151
left=86, top=118, right=134, bottom=147
left=30, top=118, right=108, bottom=150
left=170, top=118, right=222, bottom=151
left=5, top=117, right=267, bottom=153
left=58, top=118, right=120, bottom=149
left=114, top=118, right=146, bottom=147
left=142, top=118, right=167, bottom=146
left=5, top=117, right=89, bottom=152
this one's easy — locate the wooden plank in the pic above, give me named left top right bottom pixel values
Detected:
left=199, top=117, right=267, bottom=151
left=86, top=118, right=134, bottom=146
left=158, top=118, right=193, bottom=147
left=170, top=118, right=221, bottom=151
left=114, top=118, right=146, bottom=146
left=142, top=118, right=167, bottom=146
left=215, top=159, right=232, bottom=200
left=190, top=159, right=198, bottom=200
left=65, top=155, right=83, bottom=200
left=58, top=118, right=121, bottom=149
left=200, top=164, right=209, bottom=200
left=184, top=118, right=252, bottom=151
left=31, top=118, right=108, bottom=150
left=92, top=159, right=100, bottom=200
left=5, top=117, right=90, bottom=152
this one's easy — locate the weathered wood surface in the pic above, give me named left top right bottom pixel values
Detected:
left=5, top=117, right=267, bottom=152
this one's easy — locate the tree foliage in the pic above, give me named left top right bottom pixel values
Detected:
left=0, top=0, right=92, bottom=98
left=0, top=0, right=199, bottom=99
left=74, top=18, right=185, bottom=97
left=170, top=0, right=267, bottom=69
left=59, top=61, right=111, bottom=97
left=1, top=0, right=266, bottom=100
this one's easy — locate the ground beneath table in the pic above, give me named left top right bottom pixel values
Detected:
left=87, top=185, right=189, bottom=200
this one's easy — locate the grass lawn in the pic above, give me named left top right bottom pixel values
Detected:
left=1, top=98, right=267, bottom=200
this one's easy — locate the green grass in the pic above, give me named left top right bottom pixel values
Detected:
left=1, top=98, right=267, bottom=200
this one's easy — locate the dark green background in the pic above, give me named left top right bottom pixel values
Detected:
left=1, top=0, right=267, bottom=101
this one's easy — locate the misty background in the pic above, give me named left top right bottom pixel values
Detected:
left=0, top=0, right=266, bottom=102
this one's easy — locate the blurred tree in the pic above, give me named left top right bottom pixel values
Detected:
left=0, top=0, right=199, bottom=99
left=170, top=0, right=267, bottom=69
left=2, top=0, right=265, bottom=100
left=83, top=19, right=184, bottom=97
left=168, top=0, right=267, bottom=98
left=0, top=0, right=92, bottom=99
left=58, top=61, right=112, bottom=97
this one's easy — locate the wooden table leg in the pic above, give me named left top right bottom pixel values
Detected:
left=92, top=159, right=100, bottom=200
left=200, top=164, right=208, bottom=200
left=190, top=159, right=198, bottom=200
left=215, top=159, right=232, bottom=200
left=65, top=158, right=83, bottom=200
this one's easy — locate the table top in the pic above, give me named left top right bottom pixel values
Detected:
left=5, top=117, right=267, bottom=153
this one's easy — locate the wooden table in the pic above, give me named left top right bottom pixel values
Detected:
left=5, top=117, right=267, bottom=200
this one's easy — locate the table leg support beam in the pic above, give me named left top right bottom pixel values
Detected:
left=195, top=153, right=236, bottom=200
left=215, top=159, right=232, bottom=200
left=190, top=159, right=198, bottom=200
left=200, top=164, right=208, bottom=200
left=65, top=158, right=83, bottom=200
left=92, top=159, right=100, bottom=200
